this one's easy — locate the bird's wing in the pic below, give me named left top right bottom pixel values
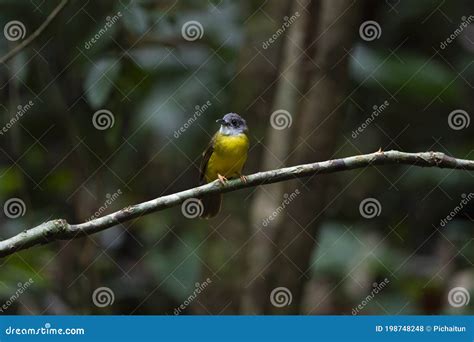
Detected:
left=199, top=133, right=217, bottom=185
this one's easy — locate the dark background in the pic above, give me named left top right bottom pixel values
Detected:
left=0, top=0, right=472, bottom=315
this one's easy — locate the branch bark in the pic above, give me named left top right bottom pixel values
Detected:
left=0, top=0, right=69, bottom=65
left=0, top=150, right=473, bottom=258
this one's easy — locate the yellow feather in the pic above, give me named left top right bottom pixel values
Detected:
left=205, top=132, right=249, bottom=183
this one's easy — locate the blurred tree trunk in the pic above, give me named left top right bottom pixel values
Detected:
left=241, top=0, right=312, bottom=314
left=244, top=0, right=362, bottom=314
left=194, top=0, right=290, bottom=314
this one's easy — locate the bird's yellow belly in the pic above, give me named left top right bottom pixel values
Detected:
left=205, top=133, right=249, bottom=183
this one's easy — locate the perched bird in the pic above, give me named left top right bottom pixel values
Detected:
left=199, top=113, right=249, bottom=218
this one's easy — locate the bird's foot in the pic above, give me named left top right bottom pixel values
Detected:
left=240, top=175, right=248, bottom=183
left=217, top=173, right=228, bottom=185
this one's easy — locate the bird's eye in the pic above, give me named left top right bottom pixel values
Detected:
left=231, top=119, right=238, bottom=126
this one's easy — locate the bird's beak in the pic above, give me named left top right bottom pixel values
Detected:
left=216, top=119, right=225, bottom=125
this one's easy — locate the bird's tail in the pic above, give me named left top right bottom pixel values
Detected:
left=200, top=193, right=222, bottom=219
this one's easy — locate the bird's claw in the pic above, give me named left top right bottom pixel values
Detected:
left=240, top=175, right=248, bottom=183
left=217, top=173, right=228, bottom=185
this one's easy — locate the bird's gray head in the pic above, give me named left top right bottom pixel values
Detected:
left=217, top=113, right=248, bottom=136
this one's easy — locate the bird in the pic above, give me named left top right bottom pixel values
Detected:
left=199, top=113, right=249, bottom=218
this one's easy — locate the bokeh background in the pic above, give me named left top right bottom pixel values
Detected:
left=0, top=0, right=472, bottom=315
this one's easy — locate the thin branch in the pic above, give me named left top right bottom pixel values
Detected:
left=0, top=0, right=69, bottom=65
left=1, top=150, right=473, bottom=258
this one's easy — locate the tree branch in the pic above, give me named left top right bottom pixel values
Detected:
left=0, top=0, right=69, bottom=65
left=1, top=150, right=473, bottom=258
